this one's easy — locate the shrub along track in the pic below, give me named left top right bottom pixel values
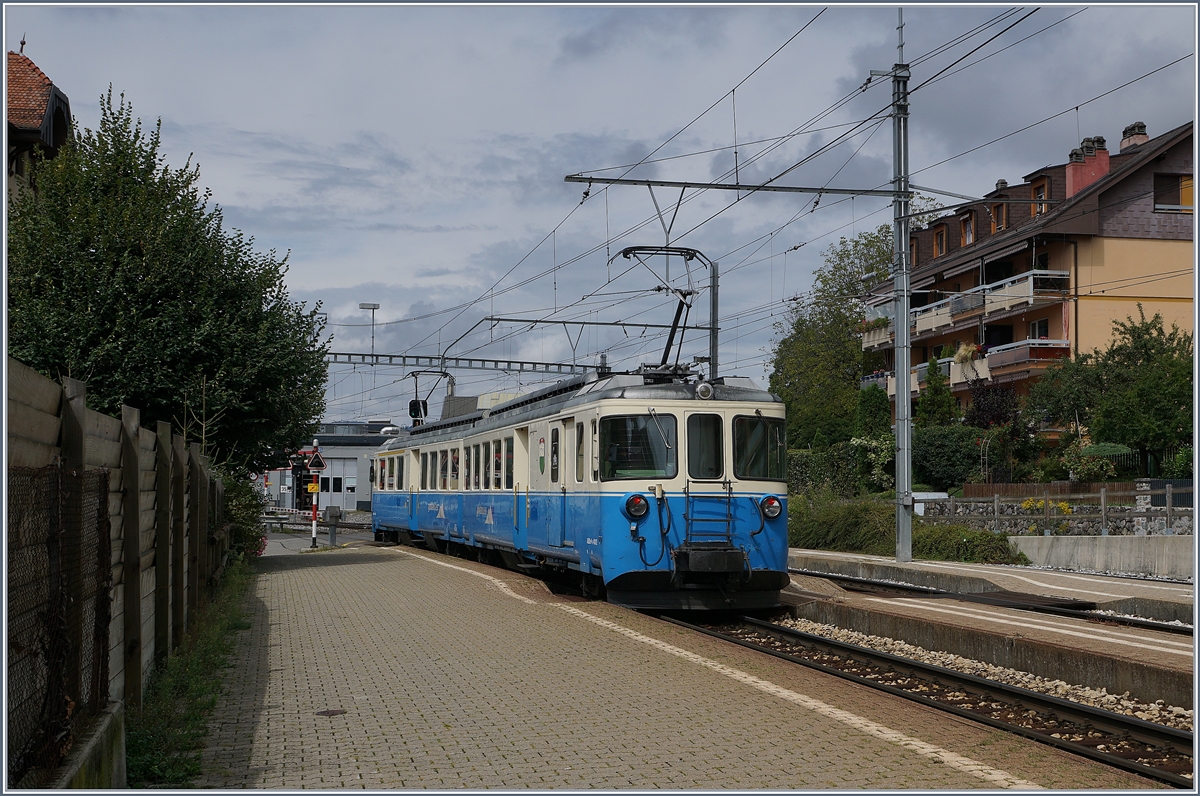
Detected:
left=653, top=612, right=1193, bottom=788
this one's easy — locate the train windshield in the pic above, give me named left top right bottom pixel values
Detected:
left=599, top=414, right=677, bottom=480
left=733, top=414, right=787, bottom=481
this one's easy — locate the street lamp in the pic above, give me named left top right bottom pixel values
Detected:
left=359, top=302, right=380, bottom=388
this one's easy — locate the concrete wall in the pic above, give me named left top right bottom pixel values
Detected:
left=1008, top=534, right=1194, bottom=580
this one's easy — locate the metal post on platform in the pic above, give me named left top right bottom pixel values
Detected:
left=311, top=439, right=320, bottom=548
left=1100, top=487, right=1108, bottom=535
left=1043, top=488, right=1051, bottom=536
left=1166, top=483, right=1173, bottom=533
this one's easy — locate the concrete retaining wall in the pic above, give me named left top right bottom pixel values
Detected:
left=1009, top=535, right=1195, bottom=581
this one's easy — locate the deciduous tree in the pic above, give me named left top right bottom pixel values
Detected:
left=8, top=90, right=328, bottom=473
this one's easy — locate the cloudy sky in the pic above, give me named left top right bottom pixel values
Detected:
left=6, top=4, right=1196, bottom=421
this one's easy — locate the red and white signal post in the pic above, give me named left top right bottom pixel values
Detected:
left=306, top=441, right=327, bottom=548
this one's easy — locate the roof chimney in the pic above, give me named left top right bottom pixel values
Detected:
left=1119, top=122, right=1149, bottom=153
left=995, top=179, right=1008, bottom=192
left=1065, top=135, right=1110, bottom=198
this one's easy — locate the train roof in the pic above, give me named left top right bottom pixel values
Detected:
left=374, top=368, right=780, bottom=452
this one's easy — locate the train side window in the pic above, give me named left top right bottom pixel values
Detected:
left=591, top=420, right=599, bottom=482
left=439, top=450, right=448, bottom=491
left=493, top=440, right=502, bottom=489
left=504, top=437, right=514, bottom=489
left=387, top=457, right=395, bottom=490
left=687, top=414, right=723, bottom=479
left=478, top=442, right=486, bottom=489
left=378, top=459, right=386, bottom=491
left=575, top=423, right=585, bottom=483
left=733, top=415, right=788, bottom=481
left=420, top=452, right=428, bottom=490
left=396, top=457, right=404, bottom=491
left=464, top=446, right=472, bottom=490
left=450, top=448, right=460, bottom=490
left=550, top=427, right=560, bottom=483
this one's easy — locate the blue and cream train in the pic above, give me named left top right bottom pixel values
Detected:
left=369, top=367, right=790, bottom=610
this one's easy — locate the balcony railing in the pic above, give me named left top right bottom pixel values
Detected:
left=866, top=269, right=1070, bottom=351
left=985, top=339, right=1070, bottom=370
left=883, top=356, right=993, bottom=397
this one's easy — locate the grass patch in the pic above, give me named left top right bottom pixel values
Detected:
left=789, top=487, right=1029, bottom=565
left=125, top=559, right=255, bottom=787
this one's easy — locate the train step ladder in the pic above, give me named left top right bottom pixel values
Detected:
left=682, top=480, right=735, bottom=547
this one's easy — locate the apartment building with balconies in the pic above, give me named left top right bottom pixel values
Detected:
left=862, top=120, right=1193, bottom=409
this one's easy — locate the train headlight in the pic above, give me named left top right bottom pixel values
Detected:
left=625, top=493, right=650, bottom=519
left=759, top=495, right=783, bottom=519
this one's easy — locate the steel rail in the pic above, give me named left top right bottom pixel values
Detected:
left=789, top=567, right=1194, bottom=636
left=655, top=613, right=1193, bottom=788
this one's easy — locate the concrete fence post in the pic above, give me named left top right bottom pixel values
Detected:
left=992, top=494, right=999, bottom=533
left=1043, top=488, right=1051, bottom=536
left=120, top=405, right=143, bottom=708
left=61, top=378, right=87, bottom=717
left=171, top=434, right=187, bottom=646
left=154, top=421, right=172, bottom=665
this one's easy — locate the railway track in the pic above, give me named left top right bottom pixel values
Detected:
left=789, top=568, right=1194, bottom=636
left=657, top=612, right=1194, bottom=788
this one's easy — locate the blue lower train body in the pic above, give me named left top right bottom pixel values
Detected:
left=372, top=489, right=789, bottom=609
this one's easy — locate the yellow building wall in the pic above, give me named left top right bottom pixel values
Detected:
left=1073, top=237, right=1194, bottom=355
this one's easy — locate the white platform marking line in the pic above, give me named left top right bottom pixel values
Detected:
left=866, top=599, right=1194, bottom=656
left=553, top=605, right=1042, bottom=790
left=916, top=560, right=1194, bottom=597
left=390, top=548, right=537, bottom=604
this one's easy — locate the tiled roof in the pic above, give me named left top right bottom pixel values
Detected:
left=7, top=51, right=53, bottom=131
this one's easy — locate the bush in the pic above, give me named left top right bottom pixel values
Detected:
left=218, top=472, right=268, bottom=559
left=789, top=489, right=1028, bottom=564
left=1163, top=446, right=1194, bottom=479
left=1060, top=442, right=1117, bottom=482
left=788, top=487, right=894, bottom=554
left=911, top=523, right=1030, bottom=565
left=788, top=443, right=858, bottom=498
left=913, top=425, right=985, bottom=490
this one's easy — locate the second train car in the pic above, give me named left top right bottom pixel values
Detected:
left=370, top=366, right=789, bottom=610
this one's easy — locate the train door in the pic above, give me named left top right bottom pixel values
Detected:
left=548, top=419, right=569, bottom=547
left=513, top=427, right=530, bottom=537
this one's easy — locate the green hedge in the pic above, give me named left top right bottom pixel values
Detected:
left=913, top=425, right=986, bottom=491
left=788, top=443, right=858, bottom=498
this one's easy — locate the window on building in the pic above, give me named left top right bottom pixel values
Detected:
left=346, top=477, right=356, bottom=495
left=320, top=477, right=330, bottom=493
left=1154, top=174, right=1194, bottom=212
left=960, top=214, right=974, bottom=246
left=333, top=477, right=343, bottom=493
left=1029, top=318, right=1050, bottom=340
left=933, top=226, right=947, bottom=258
left=1031, top=179, right=1048, bottom=215
left=909, top=238, right=918, bottom=267
left=991, top=203, right=1006, bottom=233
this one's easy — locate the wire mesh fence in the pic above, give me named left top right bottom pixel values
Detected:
left=7, top=464, right=110, bottom=788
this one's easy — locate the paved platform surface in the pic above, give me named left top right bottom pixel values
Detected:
left=194, top=544, right=1161, bottom=789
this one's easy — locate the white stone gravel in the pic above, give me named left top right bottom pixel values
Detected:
left=777, top=616, right=1194, bottom=733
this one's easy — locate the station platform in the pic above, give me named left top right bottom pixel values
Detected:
left=785, top=548, right=1195, bottom=708
left=193, top=543, right=1153, bottom=789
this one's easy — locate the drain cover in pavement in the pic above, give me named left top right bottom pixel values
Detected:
left=315, top=709, right=346, bottom=717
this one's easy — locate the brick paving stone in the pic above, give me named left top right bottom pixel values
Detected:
left=194, top=545, right=1166, bottom=789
